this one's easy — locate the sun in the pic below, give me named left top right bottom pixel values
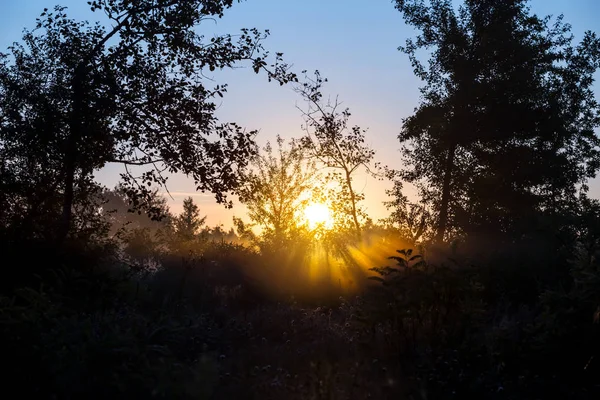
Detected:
left=304, top=203, right=334, bottom=230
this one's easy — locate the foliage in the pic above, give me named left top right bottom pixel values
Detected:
left=295, top=71, right=380, bottom=239
left=174, top=197, right=207, bottom=242
left=236, top=135, right=317, bottom=250
left=201, top=224, right=240, bottom=244
left=100, top=185, right=172, bottom=267
left=381, top=176, right=432, bottom=244
left=394, top=0, right=600, bottom=242
left=368, top=248, right=482, bottom=352
left=0, top=1, right=297, bottom=241
left=101, top=184, right=172, bottom=235
left=363, top=237, right=600, bottom=398
left=0, top=283, right=221, bottom=399
left=232, top=215, right=258, bottom=245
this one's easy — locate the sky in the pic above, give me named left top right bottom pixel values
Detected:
left=1, top=0, right=599, bottom=228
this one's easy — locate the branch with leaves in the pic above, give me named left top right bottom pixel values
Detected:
left=294, top=70, right=381, bottom=239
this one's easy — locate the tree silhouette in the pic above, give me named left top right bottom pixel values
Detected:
left=394, top=0, right=600, bottom=242
left=0, top=1, right=297, bottom=242
left=101, top=184, right=171, bottom=236
left=295, top=71, right=379, bottom=240
left=174, top=197, right=207, bottom=242
left=236, top=135, right=317, bottom=248
left=382, top=177, right=431, bottom=244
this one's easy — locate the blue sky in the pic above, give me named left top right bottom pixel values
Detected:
left=1, top=0, right=599, bottom=227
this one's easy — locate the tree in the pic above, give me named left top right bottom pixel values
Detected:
left=236, top=135, right=317, bottom=248
left=295, top=71, right=379, bottom=239
left=174, top=197, right=206, bottom=242
left=232, top=215, right=257, bottom=244
left=0, top=1, right=297, bottom=242
left=381, top=177, right=431, bottom=244
left=101, top=184, right=171, bottom=235
left=394, top=0, right=600, bottom=242
left=202, top=224, right=238, bottom=243
left=0, top=15, right=105, bottom=240
left=97, top=185, right=172, bottom=264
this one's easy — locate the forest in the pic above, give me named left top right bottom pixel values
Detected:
left=1, top=0, right=600, bottom=398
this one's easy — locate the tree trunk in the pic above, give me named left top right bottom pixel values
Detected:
left=435, top=143, right=456, bottom=243
left=58, top=65, right=85, bottom=244
left=56, top=17, right=130, bottom=245
left=345, top=169, right=361, bottom=239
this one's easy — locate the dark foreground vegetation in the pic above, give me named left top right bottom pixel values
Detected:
left=2, top=208, right=600, bottom=399
left=1, top=0, right=600, bottom=399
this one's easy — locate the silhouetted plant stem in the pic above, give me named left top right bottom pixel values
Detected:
left=436, top=143, right=456, bottom=243
left=345, top=168, right=362, bottom=239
